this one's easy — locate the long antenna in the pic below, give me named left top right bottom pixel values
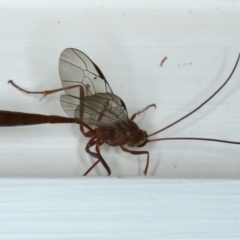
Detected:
left=148, top=137, right=240, bottom=145
left=148, top=54, right=240, bottom=137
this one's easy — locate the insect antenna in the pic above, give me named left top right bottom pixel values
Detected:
left=148, top=137, right=240, bottom=145
left=148, top=53, right=240, bottom=145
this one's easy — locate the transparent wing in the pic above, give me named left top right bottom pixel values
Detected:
left=59, top=48, right=113, bottom=97
left=60, top=93, right=129, bottom=128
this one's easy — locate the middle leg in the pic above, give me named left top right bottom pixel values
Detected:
left=83, top=138, right=111, bottom=176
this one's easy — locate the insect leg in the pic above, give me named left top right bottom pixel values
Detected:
left=83, top=138, right=111, bottom=176
left=83, top=159, right=101, bottom=176
left=75, top=83, right=92, bottom=137
left=120, top=145, right=149, bottom=175
left=130, top=104, right=156, bottom=121
left=8, top=80, right=83, bottom=101
left=80, top=125, right=95, bottom=137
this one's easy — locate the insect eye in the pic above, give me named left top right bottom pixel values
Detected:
left=137, top=139, right=147, bottom=148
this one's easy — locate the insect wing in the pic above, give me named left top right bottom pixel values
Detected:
left=61, top=93, right=129, bottom=128
left=59, top=48, right=113, bottom=97
left=59, top=48, right=129, bottom=128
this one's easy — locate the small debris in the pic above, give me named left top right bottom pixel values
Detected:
left=160, top=56, right=168, bottom=67
left=172, top=163, right=177, bottom=168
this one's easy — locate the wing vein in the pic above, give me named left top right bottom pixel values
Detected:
left=59, top=48, right=129, bottom=130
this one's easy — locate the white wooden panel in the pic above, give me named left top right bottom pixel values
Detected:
left=0, top=1, right=240, bottom=238
left=0, top=179, right=239, bottom=239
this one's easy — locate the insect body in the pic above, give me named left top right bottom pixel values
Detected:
left=1, top=48, right=240, bottom=175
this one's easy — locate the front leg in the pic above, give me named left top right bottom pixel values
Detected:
left=130, top=104, right=156, bottom=121
left=120, top=145, right=150, bottom=175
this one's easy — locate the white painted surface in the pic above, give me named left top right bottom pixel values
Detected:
left=0, top=179, right=239, bottom=239
left=0, top=1, right=240, bottom=178
left=0, top=1, right=240, bottom=237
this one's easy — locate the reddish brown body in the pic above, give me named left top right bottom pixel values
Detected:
left=95, top=120, right=146, bottom=147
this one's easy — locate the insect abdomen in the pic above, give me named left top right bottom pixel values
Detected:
left=0, top=111, right=75, bottom=126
